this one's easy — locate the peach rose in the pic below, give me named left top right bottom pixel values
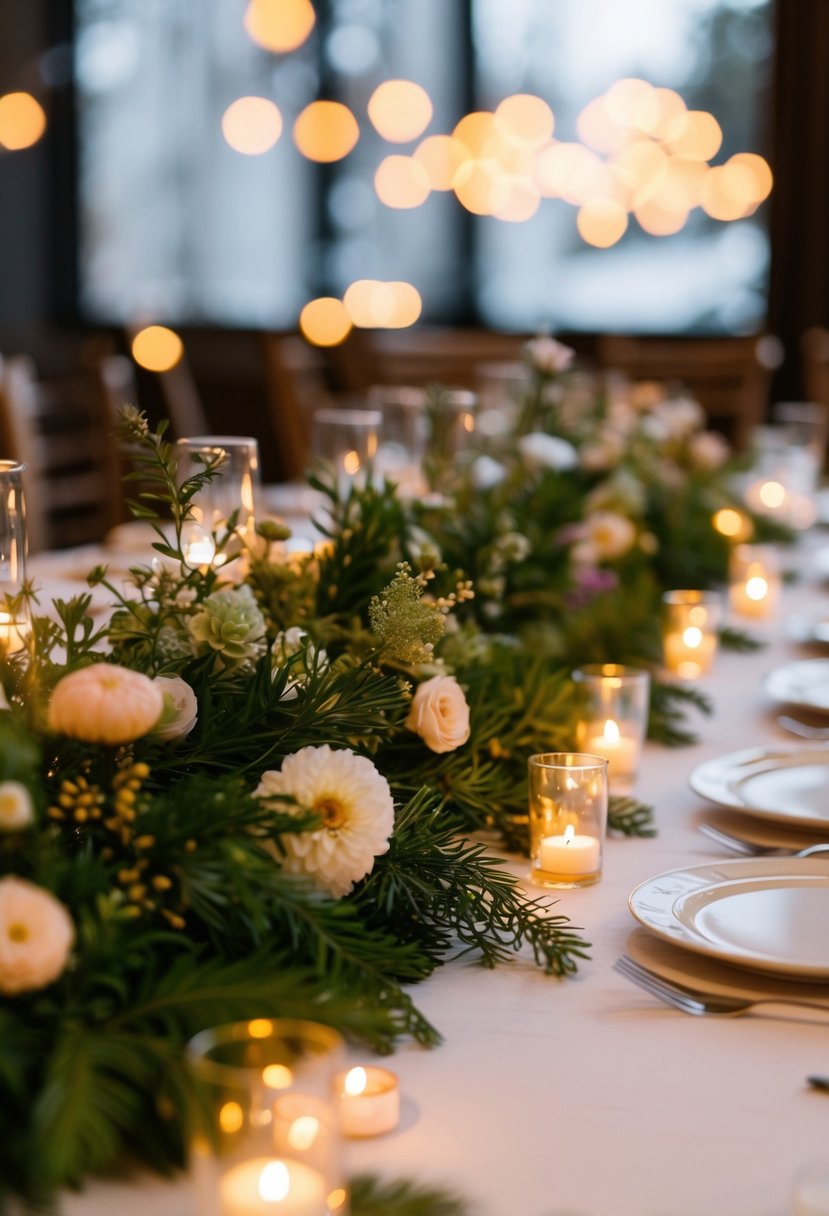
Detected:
left=48, top=663, right=164, bottom=745
left=405, top=675, right=471, bottom=754
left=0, top=876, right=74, bottom=995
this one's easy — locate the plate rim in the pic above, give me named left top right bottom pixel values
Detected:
left=629, top=857, right=829, bottom=977
left=688, top=743, right=829, bottom=827
left=763, top=658, right=829, bottom=712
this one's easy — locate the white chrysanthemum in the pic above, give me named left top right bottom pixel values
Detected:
left=254, top=746, right=395, bottom=898
left=152, top=676, right=198, bottom=742
left=0, top=781, right=34, bottom=831
left=524, top=336, right=575, bottom=375
left=581, top=511, right=637, bottom=560
left=0, top=877, right=74, bottom=995
left=517, top=432, right=578, bottom=472
left=471, top=455, right=507, bottom=491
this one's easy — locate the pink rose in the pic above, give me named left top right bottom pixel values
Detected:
left=405, top=675, right=471, bottom=754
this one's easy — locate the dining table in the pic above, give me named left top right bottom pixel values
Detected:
left=27, top=520, right=829, bottom=1216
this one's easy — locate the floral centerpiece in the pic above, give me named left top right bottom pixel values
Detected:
left=0, top=413, right=595, bottom=1208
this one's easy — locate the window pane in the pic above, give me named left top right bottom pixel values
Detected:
left=472, top=0, right=773, bottom=333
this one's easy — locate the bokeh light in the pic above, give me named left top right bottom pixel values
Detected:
left=294, top=100, right=359, bottom=162
left=452, top=111, right=497, bottom=159
left=494, top=94, right=554, bottom=151
left=0, top=92, right=47, bottom=150
left=453, top=159, right=506, bottom=216
left=491, top=176, right=541, bottom=223
left=131, top=326, right=184, bottom=373
left=374, top=155, right=430, bottom=208
left=666, top=110, right=723, bottom=161
left=577, top=198, right=628, bottom=247
left=221, top=97, right=282, bottom=156
left=368, top=80, right=433, bottom=143
left=343, top=280, right=422, bottom=328
left=299, top=298, right=352, bottom=347
left=414, top=135, right=466, bottom=191
left=243, top=0, right=315, bottom=53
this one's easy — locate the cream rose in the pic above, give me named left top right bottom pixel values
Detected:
left=152, top=676, right=198, bottom=742
left=405, top=675, right=471, bottom=754
left=0, top=877, right=74, bottom=995
left=48, top=663, right=164, bottom=745
left=0, top=782, right=35, bottom=831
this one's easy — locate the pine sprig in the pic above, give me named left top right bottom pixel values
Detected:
left=359, top=791, right=591, bottom=977
left=648, top=680, right=712, bottom=747
left=609, top=794, right=656, bottom=837
left=350, top=1174, right=471, bottom=1216
left=719, top=624, right=765, bottom=653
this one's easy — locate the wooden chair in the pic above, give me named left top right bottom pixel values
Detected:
left=802, top=327, right=829, bottom=410
left=597, top=334, right=782, bottom=450
left=261, top=334, right=336, bottom=480
left=0, top=353, right=131, bottom=551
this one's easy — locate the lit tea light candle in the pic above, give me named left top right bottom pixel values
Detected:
left=337, top=1065, right=400, bottom=1138
left=662, top=592, right=721, bottom=680
left=181, top=521, right=217, bottom=569
left=663, top=625, right=717, bottom=679
left=538, top=823, right=601, bottom=879
left=0, top=610, right=28, bottom=654
left=219, top=1156, right=327, bottom=1216
left=581, top=717, right=639, bottom=781
left=729, top=544, right=780, bottom=620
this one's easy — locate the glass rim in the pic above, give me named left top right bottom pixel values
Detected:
left=528, top=752, right=609, bottom=771
left=0, top=460, right=26, bottom=475
left=185, top=1018, right=344, bottom=1087
left=661, top=589, right=722, bottom=606
left=176, top=435, right=258, bottom=448
left=312, top=408, right=382, bottom=426
left=572, top=663, right=650, bottom=684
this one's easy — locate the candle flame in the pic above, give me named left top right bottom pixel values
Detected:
left=343, top=450, right=361, bottom=475
left=262, top=1063, right=293, bottom=1089
left=563, top=824, right=575, bottom=846
left=287, top=1115, right=320, bottom=1151
left=745, top=575, right=768, bottom=601
left=603, top=718, right=620, bottom=744
left=682, top=625, right=703, bottom=649
left=758, top=480, right=786, bottom=509
left=344, top=1065, right=367, bottom=1096
left=258, top=1160, right=290, bottom=1202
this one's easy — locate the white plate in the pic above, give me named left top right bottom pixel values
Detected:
left=787, top=602, right=829, bottom=645
left=689, top=745, right=829, bottom=828
left=764, top=659, right=829, bottom=712
left=629, top=857, right=829, bottom=978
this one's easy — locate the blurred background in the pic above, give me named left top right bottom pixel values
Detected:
left=0, top=0, right=828, bottom=523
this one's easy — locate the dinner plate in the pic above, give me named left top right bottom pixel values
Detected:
left=787, top=602, right=829, bottom=645
left=629, top=857, right=829, bottom=978
left=689, top=745, right=829, bottom=828
left=764, top=659, right=829, bottom=712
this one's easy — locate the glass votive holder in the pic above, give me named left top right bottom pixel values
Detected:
left=572, top=664, right=650, bottom=788
left=365, top=386, right=428, bottom=493
left=661, top=590, right=722, bottom=680
left=528, top=753, right=608, bottom=889
left=791, top=1159, right=829, bottom=1215
left=728, top=542, right=781, bottom=619
left=186, top=1018, right=347, bottom=1216
left=312, top=408, right=380, bottom=492
left=0, top=460, right=30, bottom=652
left=425, top=388, right=478, bottom=462
left=177, top=437, right=260, bottom=563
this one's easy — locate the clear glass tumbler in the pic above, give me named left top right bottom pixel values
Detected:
left=528, top=753, right=608, bottom=888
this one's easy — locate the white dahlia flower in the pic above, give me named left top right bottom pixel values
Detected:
left=255, top=746, right=395, bottom=898
left=0, top=877, right=74, bottom=995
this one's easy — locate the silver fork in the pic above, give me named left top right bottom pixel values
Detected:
left=698, top=823, right=829, bottom=857
left=613, top=955, right=829, bottom=1018
left=777, top=714, right=829, bottom=740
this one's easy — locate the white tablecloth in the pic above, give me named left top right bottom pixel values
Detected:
left=29, top=536, right=829, bottom=1216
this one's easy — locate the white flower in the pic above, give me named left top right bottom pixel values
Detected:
left=272, top=628, right=327, bottom=700
left=517, top=432, right=578, bottom=472
left=471, top=455, right=507, bottom=491
left=580, top=511, right=637, bottom=561
left=0, top=782, right=34, bottom=831
left=688, top=430, right=730, bottom=470
left=405, top=674, right=471, bottom=754
left=0, top=877, right=74, bottom=995
left=525, top=336, right=575, bottom=375
left=48, top=664, right=164, bottom=745
left=0, top=685, right=9, bottom=711
left=152, top=676, right=198, bottom=742
left=255, top=746, right=394, bottom=898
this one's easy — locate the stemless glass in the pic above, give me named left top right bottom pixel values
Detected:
left=0, top=460, right=30, bottom=652
left=661, top=590, right=722, bottom=680
left=176, top=437, right=260, bottom=562
left=528, top=753, right=608, bottom=888
left=311, top=408, right=380, bottom=491
left=187, top=1018, right=347, bottom=1216
left=365, top=386, right=428, bottom=493
left=572, top=664, right=650, bottom=787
